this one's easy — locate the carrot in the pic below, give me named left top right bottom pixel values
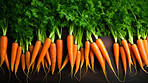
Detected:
left=96, top=38, right=121, bottom=81
left=37, top=63, right=41, bottom=73
left=37, top=38, right=51, bottom=68
left=90, top=48, right=95, bottom=72
left=46, top=51, right=51, bottom=66
left=14, top=46, right=22, bottom=74
left=143, top=40, right=148, bottom=57
left=45, top=58, right=48, bottom=69
left=0, top=36, right=8, bottom=66
left=11, top=42, right=18, bottom=71
left=84, top=41, right=91, bottom=69
left=131, top=44, right=148, bottom=74
left=119, top=46, right=127, bottom=81
left=67, top=35, right=74, bottom=78
left=29, top=45, right=34, bottom=54
left=121, top=39, right=133, bottom=72
left=113, top=43, right=119, bottom=74
left=56, top=39, right=63, bottom=70
left=90, top=42, right=108, bottom=81
left=21, top=54, right=25, bottom=72
left=5, top=53, right=11, bottom=80
left=50, top=43, right=56, bottom=74
left=26, top=51, right=31, bottom=71
left=137, top=39, right=148, bottom=66
left=29, top=40, right=41, bottom=69
left=73, top=44, right=78, bottom=67
left=58, top=54, right=69, bottom=73
left=74, top=51, right=81, bottom=75
left=80, top=48, right=85, bottom=69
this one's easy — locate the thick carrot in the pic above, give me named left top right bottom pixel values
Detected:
left=137, top=39, right=148, bottom=66
left=58, top=54, right=69, bottom=73
left=85, top=41, right=91, bottom=69
left=90, top=42, right=108, bottom=81
left=0, top=36, right=8, bottom=66
left=15, top=46, right=22, bottom=74
left=46, top=51, right=51, bottom=66
left=11, top=42, right=18, bottom=71
left=119, top=46, right=127, bottom=81
left=67, top=35, right=74, bottom=77
left=50, top=43, right=56, bottom=74
left=113, top=43, right=119, bottom=73
left=29, top=40, right=41, bottom=68
left=37, top=38, right=51, bottom=68
left=26, top=51, right=31, bottom=71
left=90, top=48, right=94, bottom=72
left=131, top=44, right=148, bottom=74
left=73, top=44, right=78, bottom=67
left=143, top=40, right=148, bottom=57
left=21, top=54, right=25, bottom=71
left=121, top=39, right=133, bottom=72
left=56, top=39, right=63, bottom=70
left=74, top=51, right=81, bottom=75
left=80, top=48, right=84, bottom=69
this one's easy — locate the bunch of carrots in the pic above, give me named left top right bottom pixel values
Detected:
left=0, top=0, right=148, bottom=82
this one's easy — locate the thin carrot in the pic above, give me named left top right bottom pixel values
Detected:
left=0, top=36, right=8, bottom=66
left=29, top=40, right=41, bottom=69
left=121, top=39, right=133, bottom=72
left=46, top=51, right=51, bottom=66
left=50, top=43, right=56, bottom=74
left=5, top=53, right=11, bottom=80
left=90, top=48, right=95, bottom=72
left=80, top=47, right=84, bottom=69
left=84, top=41, right=91, bottom=69
left=131, top=44, right=148, bottom=74
left=21, top=54, right=25, bottom=72
left=56, top=39, right=63, bottom=70
left=74, top=51, right=81, bottom=75
left=119, top=46, right=127, bottom=81
left=26, top=51, right=31, bottom=71
left=29, top=45, right=34, bottom=54
left=37, top=63, right=41, bottom=73
left=90, top=42, right=108, bottom=82
left=11, top=42, right=18, bottom=71
left=45, top=58, right=48, bottom=69
left=14, top=46, right=22, bottom=74
left=113, top=43, right=119, bottom=74
left=137, top=39, right=148, bottom=66
left=67, top=35, right=74, bottom=78
left=58, top=54, right=69, bottom=73
left=73, top=44, right=78, bottom=67
left=37, top=38, right=51, bottom=68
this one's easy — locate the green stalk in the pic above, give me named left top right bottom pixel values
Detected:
left=127, top=26, right=134, bottom=44
left=69, top=23, right=74, bottom=35
left=91, top=28, right=98, bottom=40
left=38, top=29, right=42, bottom=41
left=51, top=34, right=55, bottom=43
left=56, top=27, right=62, bottom=39
left=109, top=27, right=117, bottom=43
left=26, top=39, right=29, bottom=51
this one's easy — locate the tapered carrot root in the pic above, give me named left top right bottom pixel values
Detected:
left=85, top=41, right=91, bottom=69
left=46, top=51, right=51, bottom=66
left=120, top=46, right=127, bottom=81
left=90, top=48, right=95, bottom=72
left=0, top=36, right=8, bottom=66
left=11, top=42, right=18, bottom=71
left=137, top=39, right=148, bottom=66
left=67, top=35, right=74, bottom=78
left=74, top=51, right=81, bottom=75
left=5, top=53, right=11, bottom=81
left=50, top=43, right=56, bottom=75
left=80, top=47, right=84, bottom=79
left=73, top=44, right=78, bottom=67
left=21, top=54, right=25, bottom=71
left=15, top=46, right=22, bottom=74
left=132, top=44, right=148, bottom=74
left=113, top=43, right=119, bottom=75
left=121, top=39, right=133, bottom=73
left=143, top=40, right=148, bottom=57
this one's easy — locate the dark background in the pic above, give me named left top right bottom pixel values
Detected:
left=0, top=28, right=148, bottom=83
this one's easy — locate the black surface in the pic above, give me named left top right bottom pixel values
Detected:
left=0, top=28, right=148, bottom=83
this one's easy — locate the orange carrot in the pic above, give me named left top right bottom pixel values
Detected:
left=29, top=40, right=41, bottom=68
left=90, top=42, right=108, bottom=81
left=80, top=47, right=84, bottom=69
left=45, top=58, right=48, bottom=68
left=113, top=43, right=119, bottom=73
left=26, top=51, right=31, bottom=71
left=37, top=63, right=41, bottom=73
left=90, top=48, right=94, bottom=72
left=131, top=44, right=148, bottom=74
left=21, top=54, right=25, bottom=71
left=46, top=51, right=51, bottom=66
left=56, top=39, right=63, bottom=70
left=58, top=54, right=69, bottom=73
left=143, top=40, right=148, bottom=57
left=85, top=41, right=91, bottom=69
left=37, top=38, right=51, bottom=68
left=15, top=46, right=22, bottom=74
left=0, top=36, right=8, bottom=66
left=121, top=39, right=133, bottom=72
left=74, top=51, right=81, bottom=75
left=11, top=42, right=18, bottom=71
left=50, top=43, right=56, bottom=74
left=119, top=46, right=127, bottom=81
left=137, top=39, right=148, bottom=66
left=73, top=44, right=78, bottom=67
left=5, top=53, right=11, bottom=80
left=29, top=45, right=34, bottom=54
left=67, top=35, right=74, bottom=77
